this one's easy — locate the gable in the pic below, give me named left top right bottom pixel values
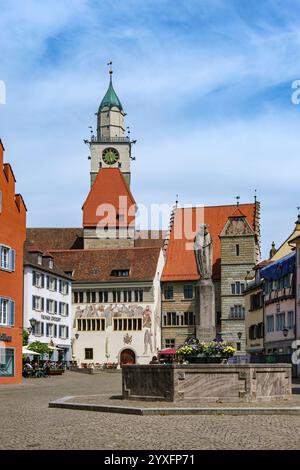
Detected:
left=83, top=168, right=136, bottom=228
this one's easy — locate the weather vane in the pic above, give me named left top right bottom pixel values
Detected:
left=107, top=60, right=113, bottom=75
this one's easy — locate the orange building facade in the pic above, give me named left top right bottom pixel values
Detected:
left=0, top=140, right=26, bottom=384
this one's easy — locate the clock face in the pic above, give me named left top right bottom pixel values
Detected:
left=102, top=147, right=119, bottom=165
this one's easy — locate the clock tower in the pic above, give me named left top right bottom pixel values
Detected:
left=89, top=64, right=132, bottom=187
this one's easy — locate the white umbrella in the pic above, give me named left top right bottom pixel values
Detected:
left=22, top=347, right=41, bottom=355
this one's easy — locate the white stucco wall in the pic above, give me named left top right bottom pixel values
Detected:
left=23, top=266, right=72, bottom=361
left=73, top=249, right=164, bottom=366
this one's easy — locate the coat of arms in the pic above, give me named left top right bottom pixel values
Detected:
left=123, top=333, right=133, bottom=345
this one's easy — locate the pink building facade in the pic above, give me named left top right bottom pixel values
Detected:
left=289, top=236, right=300, bottom=343
left=262, top=252, right=296, bottom=356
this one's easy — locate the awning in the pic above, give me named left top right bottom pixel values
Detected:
left=22, top=347, right=41, bottom=356
left=260, top=252, right=295, bottom=281
left=48, top=346, right=63, bottom=351
left=158, top=348, right=177, bottom=355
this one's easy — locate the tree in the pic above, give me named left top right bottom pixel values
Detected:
left=28, top=341, right=50, bottom=358
left=22, top=329, right=29, bottom=346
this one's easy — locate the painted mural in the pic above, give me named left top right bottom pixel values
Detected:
left=74, top=303, right=154, bottom=354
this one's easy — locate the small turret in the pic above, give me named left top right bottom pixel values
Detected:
left=269, top=241, right=277, bottom=259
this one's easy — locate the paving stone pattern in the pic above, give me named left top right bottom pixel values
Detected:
left=1, top=371, right=300, bottom=450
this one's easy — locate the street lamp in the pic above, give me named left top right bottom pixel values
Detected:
left=282, top=327, right=289, bottom=338
left=75, top=333, right=79, bottom=340
left=28, top=318, right=36, bottom=334
left=237, top=331, right=242, bottom=340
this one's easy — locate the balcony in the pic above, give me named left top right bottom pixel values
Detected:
left=91, top=136, right=130, bottom=144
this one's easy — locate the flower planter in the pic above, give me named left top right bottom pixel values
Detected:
left=187, top=355, right=226, bottom=364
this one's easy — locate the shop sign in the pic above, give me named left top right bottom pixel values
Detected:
left=0, top=333, right=12, bottom=342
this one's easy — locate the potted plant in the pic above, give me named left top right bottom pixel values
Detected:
left=176, top=339, right=236, bottom=364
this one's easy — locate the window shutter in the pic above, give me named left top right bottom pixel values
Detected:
left=54, top=301, right=57, bottom=314
left=46, top=299, right=49, bottom=313
left=32, top=271, right=37, bottom=286
left=46, top=276, right=49, bottom=289
left=41, top=297, right=44, bottom=311
left=46, top=323, right=49, bottom=337
left=54, top=279, right=57, bottom=291
left=9, top=300, right=15, bottom=326
left=32, top=295, right=35, bottom=310
left=41, top=274, right=45, bottom=288
left=10, top=249, right=16, bottom=271
left=66, top=326, right=69, bottom=338
left=66, top=283, right=69, bottom=294
left=54, top=324, right=57, bottom=337
left=59, top=302, right=62, bottom=315
left=66, top=304, right=69, bottom=316
left=41, top=322, right=44, bottom=336
left=59, top=325, right=62, bottom=338
left=59, top=280, right=62, bottom=293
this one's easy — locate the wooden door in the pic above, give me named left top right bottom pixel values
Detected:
left=120, top=349, right=135, bottom=365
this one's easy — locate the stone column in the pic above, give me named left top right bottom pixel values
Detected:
left=196, top=279, right=216, bottom=341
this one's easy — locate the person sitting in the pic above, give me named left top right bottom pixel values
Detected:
left=23, top=361, right=34, bottom=377
left=149, top=356, right=159, bottom=364
left=43, top=360, right=51, bottom=375
left=24, top=362, right=33, bottom=370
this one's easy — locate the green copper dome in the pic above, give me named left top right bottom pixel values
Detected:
left=99, top=76, right=123, bottom=111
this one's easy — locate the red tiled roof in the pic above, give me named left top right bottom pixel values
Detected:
left=26, top=228, right=166, bottom=251
left=27, top=228, right=84, bottom=251
left=27, top=244, right=43, bottom=254
left=24, top=242, right=72, bottom=280
left=49, top=247, right=161, bottom=283
left=135, top=230, right=167, bottom=248
left=162, top=203, right=256, bottom=282
left=83, top=168, right=136, bottom=228
left=229, top=206, right=246, bottom=218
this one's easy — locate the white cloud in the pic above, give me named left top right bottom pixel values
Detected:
left=1, top=0, right=300, bottom=260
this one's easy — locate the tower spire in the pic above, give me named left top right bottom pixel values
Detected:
left=90, top=65, right=132, bottom=188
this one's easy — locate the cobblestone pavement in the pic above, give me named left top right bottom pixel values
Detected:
left=1, top=371, right=300, bottom=450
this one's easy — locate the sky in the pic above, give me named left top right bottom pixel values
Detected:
left=1, top=0, right=300, bottom=259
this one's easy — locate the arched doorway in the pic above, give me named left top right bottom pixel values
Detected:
left=120, top=349, right=136, bottom=365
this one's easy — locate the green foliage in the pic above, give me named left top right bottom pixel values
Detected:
left=22, top=329, right=29, bottom=346
left=176, top=340, right=236, bottom=358
left=27, top=341, right=50, bottom=357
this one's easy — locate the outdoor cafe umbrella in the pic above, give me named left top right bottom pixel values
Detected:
left=158, top=348, right=177, bottom=355
left=22, top=347, right=41, bottom=355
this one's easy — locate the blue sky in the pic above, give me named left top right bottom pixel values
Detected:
left=1, top=0, right=300, bottom=258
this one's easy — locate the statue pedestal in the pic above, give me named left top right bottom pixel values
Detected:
left=196, top=279, right=216, bottom=341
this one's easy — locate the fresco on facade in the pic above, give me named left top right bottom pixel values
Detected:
left=74, top=304, right=154, bottom=354
left=142, top=306, right=153, bottom=354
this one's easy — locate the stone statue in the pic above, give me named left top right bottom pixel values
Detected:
left=194, top=224, right=213, bottom=279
